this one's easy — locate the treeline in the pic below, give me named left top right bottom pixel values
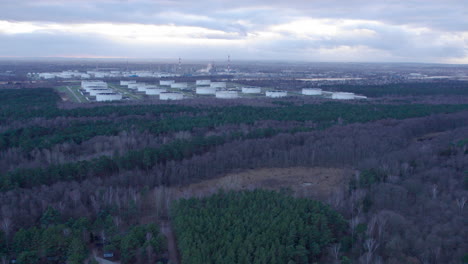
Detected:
left=0, top=207, right=166, bottom=264
left=0, top=127, right=304, bottom=190
left=327, top=81, right=468, bottom=97
left=172, top=190, right=348, bottom=264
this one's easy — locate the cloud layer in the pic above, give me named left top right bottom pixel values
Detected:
left=0, top=0, right=467, bottom=63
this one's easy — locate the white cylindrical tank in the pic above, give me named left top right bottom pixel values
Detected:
left=210, top=82, right=226, bottom=89
left=354, top=95, right=368, bottom=100
left=302, top=88, right=322, bottom=95
left=216, top=90, right=239, bottom=99
left=160, top=80, right=175, bottom=86
left=266, top=91, right=288, bottom=98
left=120, top=80, right=136, bottom=86
left=170, top=83, right=188, bottom=89
left=95, top=93, right=122, bottom=101
left=84, top=85, right=109, bottom=92
left=241, top=87, right=261, bottom=94
left=196, top=80, right=211, bottom=86
left=160, top=92, right=184, bottom=100
left=89, top=88, right=113, bottom=96
left=196, top=87, right=217, bottom=95
left=145, top=88, right=167, bottom=95
left=331, top=92, right=355, bottom=100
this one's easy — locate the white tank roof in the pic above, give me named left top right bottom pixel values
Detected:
left=266, top=91, right=287, bottom=98
left=331, top=92, right=355, bottom=100
left=95, top=93, right=122, bottom=101
left=196, top=87, right=217, bottom=95
left=160, top=80, right=175, bottom=86
left=241, top=87, right=261, bottom=94
left=216, top=90, right=238, bottom=99
left=302, top=88, right=322, bottom=95
left=160, top=92, right=184, bottom=100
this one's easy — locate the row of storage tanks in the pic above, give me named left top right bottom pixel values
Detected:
left=119, top=79, right=367, bottom=100
left=81, top=81, right=122, bottom=101
left=121, top=80, right=183, bottom=100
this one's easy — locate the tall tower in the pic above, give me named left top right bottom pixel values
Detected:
left=227, top=55, right=231, bottom=73
left=178, top=57, right=182, bottom=73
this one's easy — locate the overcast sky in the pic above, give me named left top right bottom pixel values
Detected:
left=0, top=0, right=466, bottom=63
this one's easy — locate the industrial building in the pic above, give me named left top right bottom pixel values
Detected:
left=266, top=91, right=288, bottom=98
left=160, top=92, right=184, bottom=100
left=95, top=93, right=122, bottom=102
left=216, top=90, right=239, bottom=99
left=241, top=87, right=261, bottom=94
left=196, top=87, right=217, bottom=95
left=160, top=80, right=175, bottom=86
left=302, top=88, right=322, bottom=95
left=331, top=92, right=355, bottom=100
left=196, top=80, right=211, bottom=86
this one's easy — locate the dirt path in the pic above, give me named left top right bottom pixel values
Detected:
left=161, top=220, right=180, bottom=264
left=92, top=250, right=119, bottom=264
left=66, top=86, right=82, bottom=102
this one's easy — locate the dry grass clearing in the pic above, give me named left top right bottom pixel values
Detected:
left=172, top=167, right=353, bottom=202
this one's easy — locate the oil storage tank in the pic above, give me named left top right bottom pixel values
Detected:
left=89, top=88, right=112, bottom=96
left=95, top=92, right=122, bottom=101
left=196, top=80, right=211, bottom=86
left=216, top=90, right=238, bottom=99
left=210, top=82, right=226, bottom=89
left=120, top=80, right=136, bottom=86
left=241, top=87, right=261, bottom=94
left=266, top=91, right=287, bottom=98
left=302, top=88, right=322, bottom=95
left=331, top=92, right=355, bottom=100
left=160, top=80, right=175, bottom=86
left=160, top=92, right=184, bottom=100
left=196, top=86, right=217, bottom=95
left=170, top=83, right=188, bottom=89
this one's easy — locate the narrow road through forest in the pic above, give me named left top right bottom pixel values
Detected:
left=161, top=220, right=180, bottom=264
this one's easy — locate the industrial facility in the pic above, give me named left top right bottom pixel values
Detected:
left=75, top=78, right=369, bottom=103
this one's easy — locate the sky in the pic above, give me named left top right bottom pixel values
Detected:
left=0, top=0, right=467, bottom=63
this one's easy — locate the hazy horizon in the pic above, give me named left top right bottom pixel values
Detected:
left=0, top=0, right=467, bottom=64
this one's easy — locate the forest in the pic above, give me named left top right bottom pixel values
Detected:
left=0, top=86, right=467, bottom=263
